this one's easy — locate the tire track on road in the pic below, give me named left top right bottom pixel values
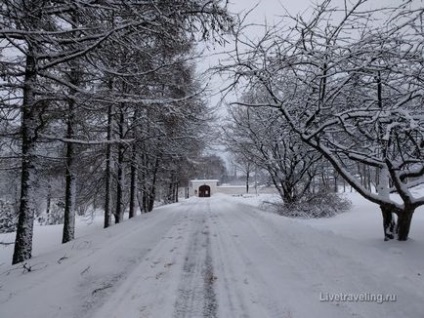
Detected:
left=173, top=199, right=217, bottom=318
left=208, top=200, right=269, bottom=318
left=202, top=201, right=218, bottom=318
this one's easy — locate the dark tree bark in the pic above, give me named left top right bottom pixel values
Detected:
left=167, top=172, right=175, bottom=203
left=62, top=98, right=76, bottom=243
left=13, top=53, right=38, bottom=264
left=246, top=168, right=250, bottom=194
left=129, top=142, right=137, bottom=219
left=397, top=207, right=414, bottom=241
left=142, top=156, right=160, bottom=212
left=381, top=205, right=395, bottom=241
left=128, top=106, right=140, bottom=218
left=114, top=107, right=125, bottom=224
left=62, top=62, right=79, bottom=243
left=46, top=183, right=51, bottom=218
left=333, top=169, right=338, bottom=193
left=104, top=103, right=113, bottom=228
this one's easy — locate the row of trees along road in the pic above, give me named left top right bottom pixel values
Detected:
left=224, top=0, right=424, bottom=241
left=0, top=0, right=232, bottom=264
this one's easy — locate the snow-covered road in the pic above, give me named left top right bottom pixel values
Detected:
left=1, top=194, right=423, bottom=318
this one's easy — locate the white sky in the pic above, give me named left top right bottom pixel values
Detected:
left=228, top=0, right=409, bottom=20
left=228, top=0, right=311, bottom=22
left=200, top=0, right=413, bottom=106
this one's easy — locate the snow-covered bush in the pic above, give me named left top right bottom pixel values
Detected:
left=263, top=190, right=351, bottom=218
left=0, top=200, right=17, bottom=233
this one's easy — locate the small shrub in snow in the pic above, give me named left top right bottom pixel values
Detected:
left=0, top=200, right=17, bottom=233
left=263, top=190, right=351, bottom=218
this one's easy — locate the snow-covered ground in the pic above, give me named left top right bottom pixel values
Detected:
left=1, top=192, right=423, bottom=318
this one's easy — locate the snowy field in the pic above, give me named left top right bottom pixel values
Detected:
left=1, top=192, right=424, bottom=318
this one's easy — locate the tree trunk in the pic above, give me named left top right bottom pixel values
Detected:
left=321, top=169, right=328, bottom=190
left=167, top=174, right=174, bottom=203
left=104, top=103, right=113, bottom=228
left=143, top=157, right=160, bottom=212
left=62, top=138, right=76, bottom=243
left=129, top=142, right=137, bottom=218
left=129, top=107, right=139, bottom=218
left=246, top=168, right=250, bottom=194
left=143, top=190, right=155, bottom=213
left=13, top=53, right=38, bottom=264
left=62, top=80, right=77, bottom=243
left=380, top=205, right=395, bottom=241
left=333, top=169, right=338, bottom=193
left=140, top=153, right=147, bottom=213
left=377, top=167, right=395, bottom=241
left=397, top=208, right=414, bottom=241
left=366, top=165, right=372, bottom=191
left=46, top=183, right=51, bottom=220
left=114, top=108, right=125, bottom=224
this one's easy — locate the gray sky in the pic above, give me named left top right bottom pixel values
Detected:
left=228, top=0, right=312, bottom=22
left=228, top=0, right=408, bottom=20
left=200, top=0, right=411, bottom=105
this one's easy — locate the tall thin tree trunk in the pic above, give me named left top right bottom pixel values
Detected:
left=168, top=173, right=174, bottom=203
left=114, top=108, right=125, bottom=224
left=129, top=107, right=139, bottom=218
left=46, top=183, right=51, bottom=220
left=62, top=70, right=77, bottom=243
left=129, top=142, right=137, bottom=218
left=62, top=112, right=76, bottom=243
left=13, top=53, right=38, bottom=264
left=333, top=169, right=338, bottom=193
left=246, top=168, right=250, bottom=194
left=104, top=103, right=113, bottom=228
left=140, top=153, right=147, bottom=213
left=144, top=157, right=160, bottom=212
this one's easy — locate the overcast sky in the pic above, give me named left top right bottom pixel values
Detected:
left=200, top=0, right=411, bottom=105
left=228, top=0, right=311, bottom=22
left=228, top=0, right=407, bottom=20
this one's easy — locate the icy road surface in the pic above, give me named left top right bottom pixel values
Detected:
left=1, top=194, right=423, bottom=318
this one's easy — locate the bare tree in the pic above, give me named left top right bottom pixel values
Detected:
left=225, top=96, right=322, bottom=205
left=225, top=0, right=424, bottom=240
